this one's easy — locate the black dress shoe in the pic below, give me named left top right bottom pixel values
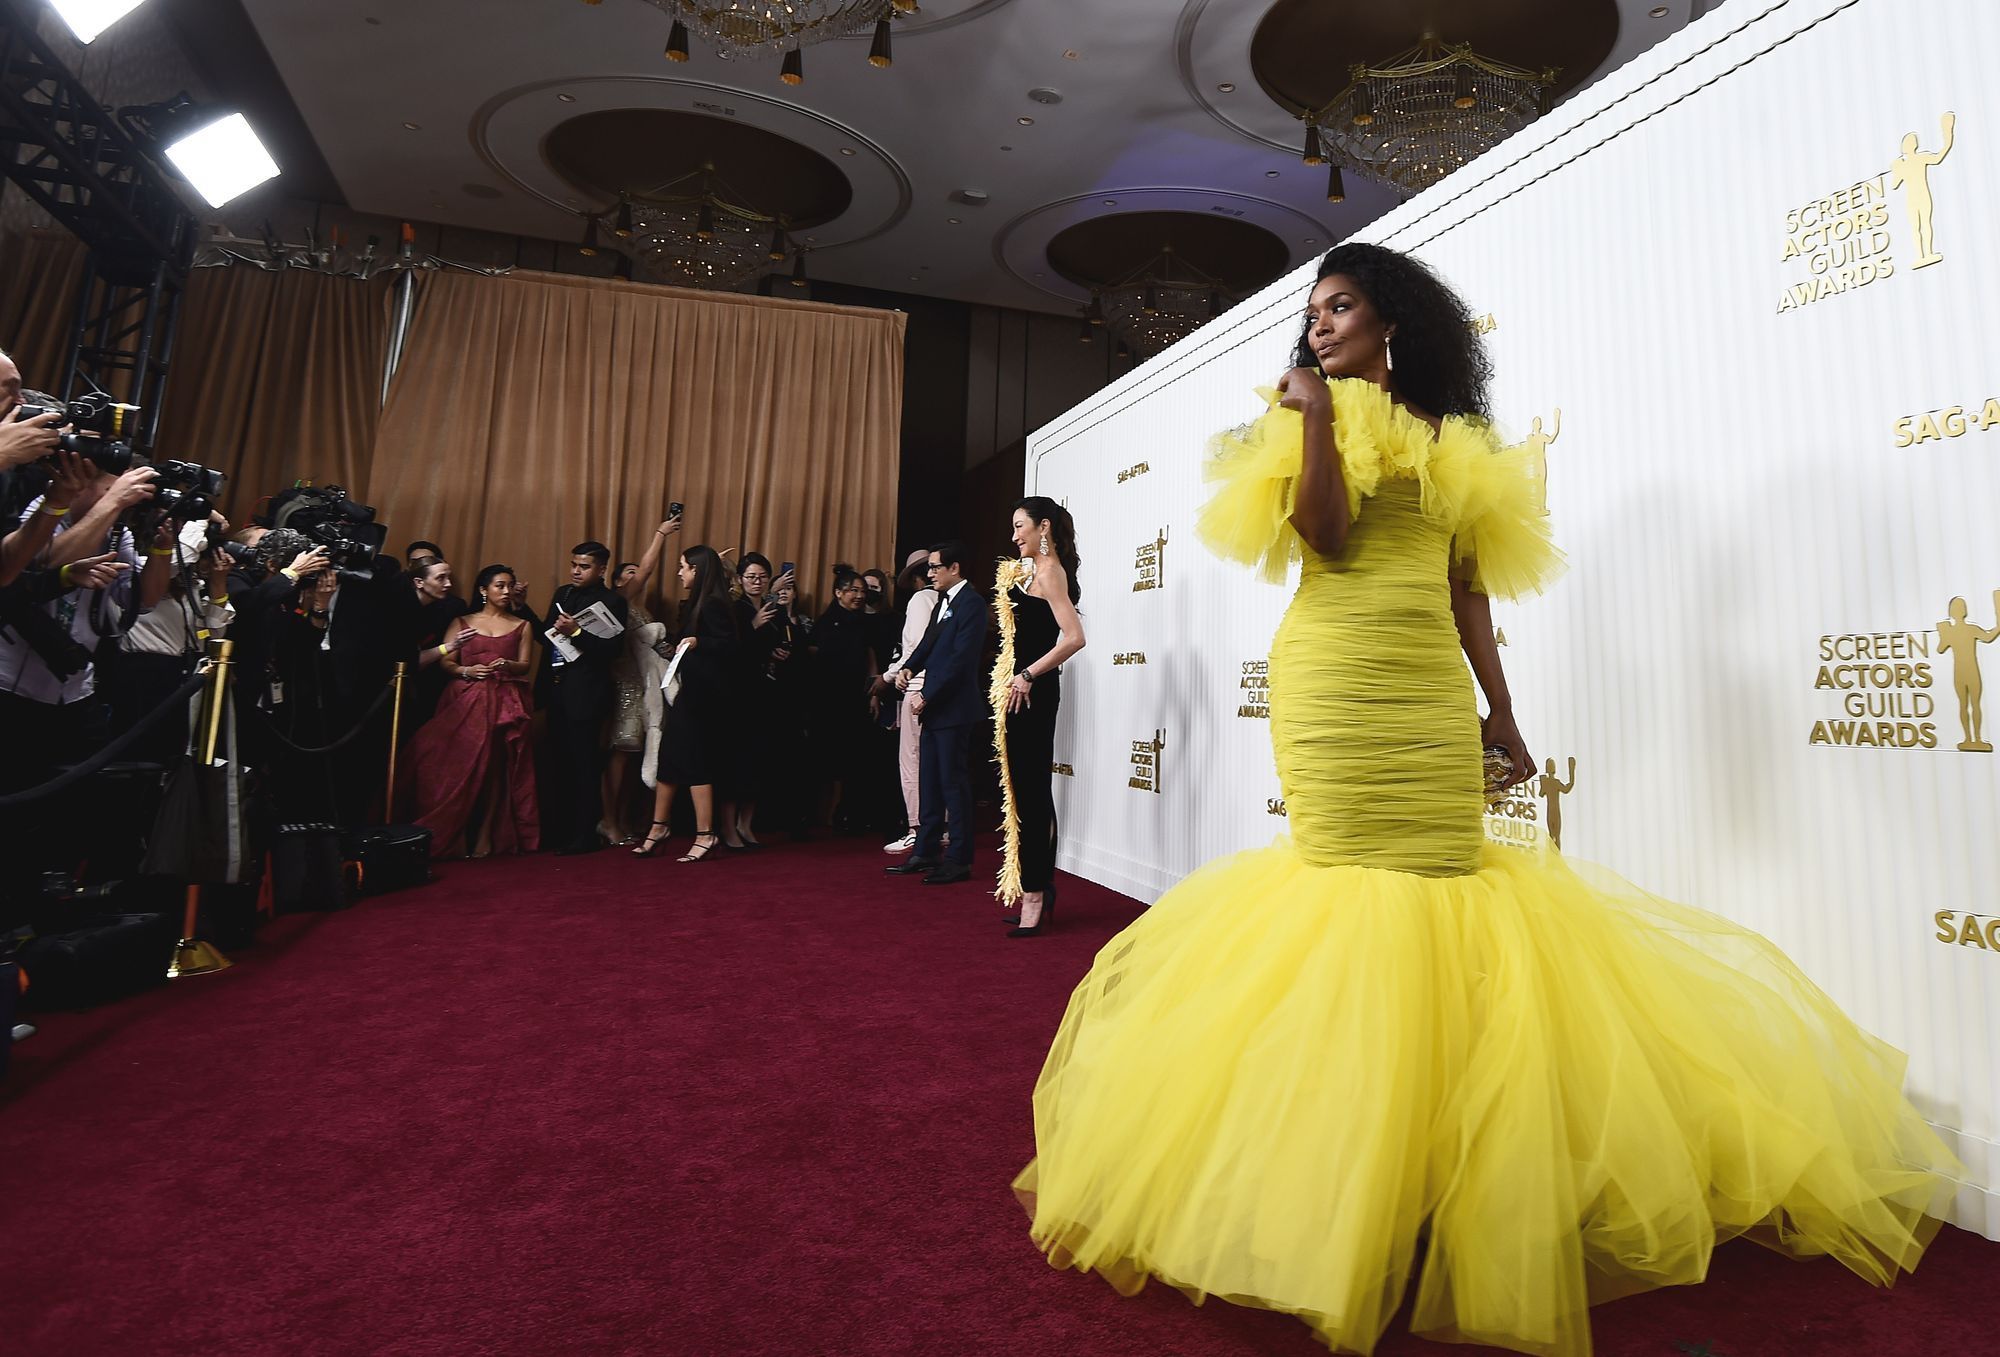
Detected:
left=885, top=858, right=939, bottom=876
left=922, top=864, right=972, bottom=885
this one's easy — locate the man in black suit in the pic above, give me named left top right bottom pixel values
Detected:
left=537, top=540, right=630, bottom=854
left=886, top=540, right=988, bottom=885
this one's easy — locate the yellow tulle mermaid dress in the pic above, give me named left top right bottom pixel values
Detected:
left=1012, top=378, right=1959, bottom=1356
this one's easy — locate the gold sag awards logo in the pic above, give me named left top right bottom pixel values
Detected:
left=1112, top=651, right=1147, bottom=666
left=1811, top=591, right=1997, bottom=751
left=1267, top=796, right=1287, bottom=817
left=1469, top=313, right=1498, bottom=336
left=1051, top=761, right=1074, bottom=777
left=1893, top=390, right=2000, bottom=447
left=1482, top=756, right=1577, bottom=850
left=1132, top=527, right=1168, bottom=592
left=1935, top=910, right=2000, bottom=953
left=1117, top=460, right=1151, bottom=483
left=1237, top=660, right=1270, bottom=719
left=1777, top=112, right=1956, bottom=313
left=1128, top=729, right=1166, bottom=793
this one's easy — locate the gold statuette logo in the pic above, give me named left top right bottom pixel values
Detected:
left=1537, top=756, right=1577, bottom=850
left=1520, top=407, right=1559, bottom=511
left=1117, top=461, right=1151, bottom=483
left=1128, top=729, right=1166, bottom=794
left=1112, top=651, right=1147, bottom=666
left=1777, top=113, right=1957, bottom=313
left=1810, top=597, right=1997, bottom=752
left=1237, top=659, right=1270, bottom=719
left=1132, top=527, right=1168, bottom=592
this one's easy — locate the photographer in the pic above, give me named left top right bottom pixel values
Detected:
left=105, top=512, right=238, bottom=763
left=0, top=458, right=170, bottom=795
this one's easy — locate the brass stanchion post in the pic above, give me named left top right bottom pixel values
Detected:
left=384, top=661, right=408, bottom=817
left=169, top=637, right=236, bottom=979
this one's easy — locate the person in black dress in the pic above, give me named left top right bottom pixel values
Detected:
left=997, top=497, right=1087, bottom=935
left=722, top=552, right=796, bottom=847
left=634, top=544, right=739, bottom=863
left=810, top=566, right=882, bottom=831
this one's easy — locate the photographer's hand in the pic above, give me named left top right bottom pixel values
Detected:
left=283, top=546, right=331, bottom=581
left=60, top=552, right=130, bottom=591
left=0, top=409, right=61, bottom=469
left=46, top=465, right=158, bottom=567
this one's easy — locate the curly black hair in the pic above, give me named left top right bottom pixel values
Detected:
left=1291, top=242, right=1492, bottom=423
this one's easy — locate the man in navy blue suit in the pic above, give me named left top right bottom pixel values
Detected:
left=886, top=540, right=988, bottom=885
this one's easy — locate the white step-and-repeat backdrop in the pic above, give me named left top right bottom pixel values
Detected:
left=1028, top=0, right=2000, bottom=1238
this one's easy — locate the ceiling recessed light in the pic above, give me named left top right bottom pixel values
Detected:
left=1029, top=87, right=1062, bottom=105
left=1017, top=116, right=1034, bottom=126
left=1303, top=237, right=1317, bottom=244
left=946, top=217, right=961, bottom=224
left=1102, top=198, right=1117, bottom=206
left=556, top=93, right=577, bottom=103
left=1062, top=49, right=1080, bottom=60
left=838, top=147, right=856, bottom=156
left=1648, top=3, right=1669, bottom=13
left=805, top=235, right=817, bottom=242
left=1265, top=169, right=1280, bottom=177
left=1216, top=82, right=1235, bottom=93
left=401, top=121, right=421, bottom=130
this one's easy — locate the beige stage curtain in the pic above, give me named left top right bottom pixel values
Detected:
left=0, top=229, right=88, bottom=396
left=155, top=266, right=392, bottom=524
left=366, top=269, right=905, bottom=610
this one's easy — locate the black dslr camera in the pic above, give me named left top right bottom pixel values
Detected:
left=14, top=392, right=141, bottom=474
left=269, top=485, right=388, bottom=580
left=147, top=459, right=226, bottom=523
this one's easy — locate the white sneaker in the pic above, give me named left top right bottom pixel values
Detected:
left=884, top=832, right=918, bottom=854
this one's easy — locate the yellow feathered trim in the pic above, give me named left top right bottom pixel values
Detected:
left=987, top=557, right=1032, bottom=904
left=1194, top=377, right=1565, bottom=600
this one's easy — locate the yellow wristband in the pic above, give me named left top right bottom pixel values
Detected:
left=37, top=502, right=69, bottom=517
left=148, top=547, right=174, bottom=557
left=58, top=563, right=73, bottom=587
left=438, top=643, right=450, bottom=658
left=211, top=594, right=230, bottom=606
left=280, top=567, right=300, bottom=581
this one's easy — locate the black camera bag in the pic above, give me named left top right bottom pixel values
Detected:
left=15, top=912, right=175, bottom=1010
left=340, top=825, right=432, bottom=896
left=271, top=823, right=352, bottom=912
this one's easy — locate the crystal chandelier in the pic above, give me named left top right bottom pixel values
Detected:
left=1090, top=245, right=1230, bottom=358
left=642, top=0, right=913, bottom=77
left=1299, top=34, right=1556, bottom=198
left=578, top=163, right=808, bottom=292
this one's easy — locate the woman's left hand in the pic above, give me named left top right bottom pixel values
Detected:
left=1005, top=672, right=1033, bottom=714
left=1481, top=708, right=1532, bottom=788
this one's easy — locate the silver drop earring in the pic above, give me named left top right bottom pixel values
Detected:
left=1040, top=531, right=1050, bottom=556
left=1385, top=339, right=1394, bottom=372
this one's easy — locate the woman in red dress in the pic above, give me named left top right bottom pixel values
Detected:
left=402, top=564, right=540, bottom=857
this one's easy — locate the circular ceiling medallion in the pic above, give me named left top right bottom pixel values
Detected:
left=546, top=109, right=852, bottom=228
left=1045, top=211, right=1288, bottom=293
left=1250, top=0, right=1618, bottom=116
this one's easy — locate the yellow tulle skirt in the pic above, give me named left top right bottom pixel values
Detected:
left=1013, top=841, right=1958, bottom=1355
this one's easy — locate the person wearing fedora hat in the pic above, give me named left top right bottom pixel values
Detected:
left=875, top=547, right=942, bottom=853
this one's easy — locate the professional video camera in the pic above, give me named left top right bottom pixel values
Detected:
left=146, top=459, right=227, bottom=523
left=268, top=484, right=387, bottom=579
left=13, top=392, right=140, bottom=474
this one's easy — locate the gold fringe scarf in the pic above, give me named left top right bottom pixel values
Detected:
left=987, top=557, right=1033, bottom=904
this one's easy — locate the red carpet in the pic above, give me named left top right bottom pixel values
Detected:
left=2, top=835, right=1992, bottom=1356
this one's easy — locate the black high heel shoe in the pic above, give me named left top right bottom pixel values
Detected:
left=631, top=821, right=671, bottom=858
left=1007, top=886, right=1057, bottom=937
left=1003, top=878, right=1056, bottom=927
left=678, top=831, right=721, bottom=864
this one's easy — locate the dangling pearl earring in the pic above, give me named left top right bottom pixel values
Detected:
left=1384, top=339, right=1394, bottom=372
left=1039, top=531, right=1050, bottom=556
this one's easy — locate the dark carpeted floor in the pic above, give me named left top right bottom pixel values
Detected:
left=2, top=834, right=1991, bottom=1356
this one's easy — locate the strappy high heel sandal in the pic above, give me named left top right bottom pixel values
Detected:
left=679, top=831, right=721, bottom=864
left=631, top=821, right=671, bottom=857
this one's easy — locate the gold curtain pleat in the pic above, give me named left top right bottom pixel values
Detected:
left=155, top=266, right=392, bottom=524
left=0, top=229, right=88, bottom=397
left=364, top=269, right=905, bottom=607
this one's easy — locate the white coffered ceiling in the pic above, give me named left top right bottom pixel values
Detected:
left=236, top=0, right=1708, bottom=314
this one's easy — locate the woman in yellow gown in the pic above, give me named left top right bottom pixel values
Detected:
left=1012, top=244, right=1958, bottom=1356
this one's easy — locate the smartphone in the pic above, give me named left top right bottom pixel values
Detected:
left=779, top=561, right=795, bottom=579
left=667, top=501, right=684, bottom=520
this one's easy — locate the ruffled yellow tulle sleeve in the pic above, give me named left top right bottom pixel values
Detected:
left=1195, top=389, right=1305, bottom=585
left=1425, top=421, right=1566, bottom=601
